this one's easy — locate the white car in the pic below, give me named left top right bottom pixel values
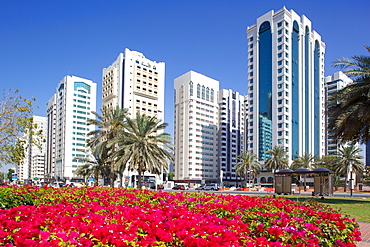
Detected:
left=201, top=184, right=220, bottom=191
left=51, top=182, right=65, bottom=188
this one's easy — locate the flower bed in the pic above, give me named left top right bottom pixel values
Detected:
left=0, top=186, right=362, bottom=246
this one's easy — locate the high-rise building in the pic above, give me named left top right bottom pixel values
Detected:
left=246, top=7, right=326, bottom=162
left=19, top=115, right=47, bottom=182
left=324, top=71, right=353, bottom=156
left=102, top=48, right=165, bottom=121
left=218, top=89, right=246, bottom=187
left=102, top=48, right=165, bottom=187
left=49, top=75, right=97, bottom=180
left=174, top=71, right=219, bottom=182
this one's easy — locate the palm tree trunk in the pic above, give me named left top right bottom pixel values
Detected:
left=110, top=164, right=115, bottom=187
left=93, top=170, right=99, bottom=186
left=138, top=167, right=142, bottom=190
left=110, top=144, right=116, bottom=187
left=119, top=173, right=123, bottom=187
left=303, top=175, right=307, bottom=192
left=344, top=177, right=348, bottom=192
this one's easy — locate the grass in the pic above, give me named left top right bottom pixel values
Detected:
left=276, top=195, right=370, bottom=223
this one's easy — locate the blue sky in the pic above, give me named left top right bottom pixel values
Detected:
left=1, top=0, right=369, bottom=138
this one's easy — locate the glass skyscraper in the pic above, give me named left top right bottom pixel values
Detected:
left=246, top=7, right=326, bottom=163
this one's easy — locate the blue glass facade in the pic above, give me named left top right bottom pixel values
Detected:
left=314, top=41, right=320, bottom=156
left=304, top=26, right=310, bottom=153
left=74, top=82, right=91, bottom=94
left=258, top=21, right=272, bottom=160
left=291, top=21, right=299, bottom=159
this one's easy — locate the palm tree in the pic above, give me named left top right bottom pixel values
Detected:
left=75, top=145, right=113, bottom=186
left=234, top=151, right=260, bottom=188
left=314, top=155, right=340, bottom=171
left=335, top=145, right=363, bottom=192
left=113, top=113, right=173, bottom=190
left=292, top=152, right=316, bottom=169
left=264, top=146, right=289, bottom=172
left=292, top=152, right=316, bottom=191
left=87, top=106, right=128, bottom=187
left=328, top=45, right=370, bottom=144
left=74, top=163, right=91, bottom=183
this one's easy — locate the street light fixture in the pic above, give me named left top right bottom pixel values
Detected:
left=349, top=159, right=354, bottom=197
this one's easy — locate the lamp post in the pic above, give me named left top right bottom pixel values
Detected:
left=220, top=169, right=223, bottom=188
left=349, top=159, right=354, bottom=197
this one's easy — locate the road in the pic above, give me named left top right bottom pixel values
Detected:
left=164, top=189, right=370, bottom=198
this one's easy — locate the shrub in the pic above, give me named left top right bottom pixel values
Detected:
left=0, top=186, right=362, bottom=246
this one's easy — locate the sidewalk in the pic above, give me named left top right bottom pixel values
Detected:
left=359, top=222, right=370, bottom=246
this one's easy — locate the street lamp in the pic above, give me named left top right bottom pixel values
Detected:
left=349, top=159, right=354, bottom=197
left=220, top=169, right=223, bottom=188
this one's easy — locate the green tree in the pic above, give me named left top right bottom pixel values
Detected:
left=234, top=151, right=260, bottom=187
left=334, top=145, right=363, bottom=192
left=292, top=152, right=316, bottom=169
left=75, top=145, right=113, bottom=186
left=0, top=89, right=36, bottom=165
left=264, top=146, right=289, bottom=172
left=7, top=169, right=15, bottom=182
left=0, top=172, right=5, bottom=183
left=87, top=106, right=128, bottom=187
left=113, top=113, right=173, bottom=189
left=7, top=118, right=45, bottom=181
left=8, top=138, right=27, bottom=171
left=315, top=155, right=340, bottom=171
left=328, top=45, right=370, bottom=144
left=167, top=172, right=174, bottom=181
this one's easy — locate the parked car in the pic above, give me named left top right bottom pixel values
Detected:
left=172, top=185, right=185, bottom=190
left=67, top=178, right=85, bottom=187
left=51, top=182, right=66, bottom=188
left=229, top=186, right=236, bottom=191
left=197, top=185, right=206, bottom=190
left=199, top=184, right=219, bottom=191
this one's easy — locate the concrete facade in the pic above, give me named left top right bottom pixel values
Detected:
left=52, top=75, right=97, bottom=179
left=174, top=71, right=219, bottom=182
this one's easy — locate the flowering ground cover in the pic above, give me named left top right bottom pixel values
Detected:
left=0, top=186, right=362, bottom=246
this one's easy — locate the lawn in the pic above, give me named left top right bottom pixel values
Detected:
left=275, top=195, right=370, bottom=223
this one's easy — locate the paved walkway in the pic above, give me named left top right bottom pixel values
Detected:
left=359, top=222, right=370, bottom=246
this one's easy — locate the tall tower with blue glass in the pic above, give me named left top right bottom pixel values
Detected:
left=246, top=7, right=325, bottom=163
